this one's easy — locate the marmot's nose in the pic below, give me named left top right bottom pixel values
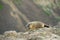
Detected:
left=44, top=25, right=49, bottom=28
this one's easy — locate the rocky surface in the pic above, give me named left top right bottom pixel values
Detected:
left=0, top=27, right=60, bottom=40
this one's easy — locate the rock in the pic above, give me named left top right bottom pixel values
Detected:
left=0, top=27, right=60, bottom=40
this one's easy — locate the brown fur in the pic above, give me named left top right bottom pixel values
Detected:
left=26, top=21, right=49, bottom=30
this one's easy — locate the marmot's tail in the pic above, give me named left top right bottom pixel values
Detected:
left=44, top=25, right=49, bottom=28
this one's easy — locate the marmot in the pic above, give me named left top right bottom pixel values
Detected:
left=26, top=21, right=49, bottom=30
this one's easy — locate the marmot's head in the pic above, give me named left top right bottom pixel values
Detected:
left=26, top=21, right=49, bottom=30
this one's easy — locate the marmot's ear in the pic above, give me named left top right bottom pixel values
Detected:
left=44, top=25, right=49, bottom=28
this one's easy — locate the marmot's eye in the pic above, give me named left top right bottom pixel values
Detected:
left=44, top=25, right=49, bottom=28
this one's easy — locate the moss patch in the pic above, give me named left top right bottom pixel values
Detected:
left=0, top=4, right=3, bottom=10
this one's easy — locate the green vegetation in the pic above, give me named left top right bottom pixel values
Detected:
left=0, top=4, right=3, bottom=10
left=55, top=16, right=60, bottom=21
left=39, top=5, right=52, bottom=16
left=13, top=0, right=22, bottom=5
left=42, top=3, right=56, bottom=16
left=42, top=7, right=52, bottom=16
left=56, top=0, right=60, bottom=8
left=33, top=0, right=60, bottom=22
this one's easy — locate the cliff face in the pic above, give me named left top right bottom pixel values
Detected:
left=0, top=0, right=60, bottom=34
